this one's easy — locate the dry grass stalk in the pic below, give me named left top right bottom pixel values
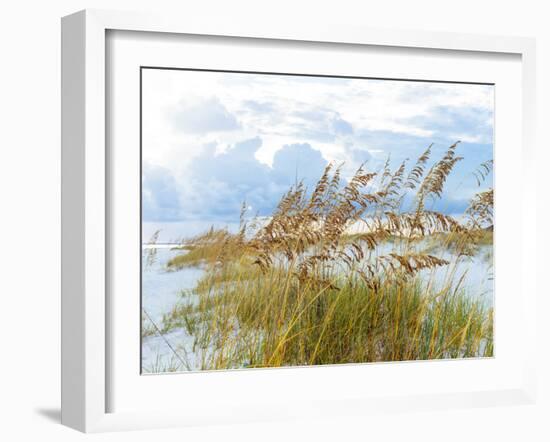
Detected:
left=153, top=142, right=494, bottom=371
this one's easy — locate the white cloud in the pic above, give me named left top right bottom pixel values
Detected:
left=141, top=69, right=494, bottom=225
left=169, top=97, right=240, bottom=133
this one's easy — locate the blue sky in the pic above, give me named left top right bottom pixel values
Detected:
left=142, top=69, right=493, bottom=240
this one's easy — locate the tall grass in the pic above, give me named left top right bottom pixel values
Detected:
left=157, top=142, right=494, bottom=370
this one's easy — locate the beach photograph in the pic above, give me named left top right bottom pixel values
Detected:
left=140, top=68, right=494, bottom=373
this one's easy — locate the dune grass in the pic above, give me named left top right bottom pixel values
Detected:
left=149, top=141, right=494, bottom=370
left=174, top=262, right=493, bottom=370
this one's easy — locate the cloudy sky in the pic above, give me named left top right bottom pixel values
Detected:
left=141, top=68, right=494, bottom=241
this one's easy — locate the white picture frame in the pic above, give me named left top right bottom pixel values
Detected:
left=61, top=9, right=537, bottom=433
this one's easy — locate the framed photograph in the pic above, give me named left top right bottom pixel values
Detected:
left=61, top=9, right=537, bottom=432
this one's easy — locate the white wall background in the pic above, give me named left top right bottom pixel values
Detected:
left=0, top=1, right=547, bottom=441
